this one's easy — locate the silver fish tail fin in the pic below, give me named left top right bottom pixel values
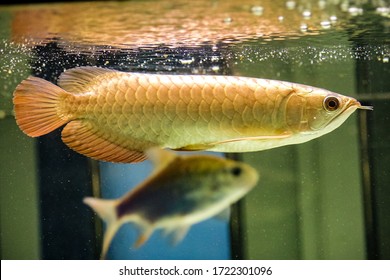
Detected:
left=83, top=197, right=121, bottom=259
left=13, top=76, right=70, bottom=137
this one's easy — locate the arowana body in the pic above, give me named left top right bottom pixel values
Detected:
left=13, top=66, right=372, bottom=163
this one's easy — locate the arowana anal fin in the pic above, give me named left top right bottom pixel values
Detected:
left=61, top=120, right=147, bottom=163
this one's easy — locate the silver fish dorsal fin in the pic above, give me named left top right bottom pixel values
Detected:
left=214, top=207, right=231, bottom=221
left=145, top=147, right=178, bottom=175
left=58, top=66, right=116, bottom=93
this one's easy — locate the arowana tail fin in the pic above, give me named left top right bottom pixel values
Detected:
left=13, top=76, right=70, bottom=137
left=83, top=197, right=121, bottom=259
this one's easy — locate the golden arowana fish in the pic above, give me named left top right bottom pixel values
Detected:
left=13, top=66, right=372, bottom=163
left=84, top=147, right=259, bottom=259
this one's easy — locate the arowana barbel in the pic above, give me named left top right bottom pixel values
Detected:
left=13, top=66, right=372, bottom=163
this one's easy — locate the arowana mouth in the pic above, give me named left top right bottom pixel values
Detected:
left=347, top=98, right=373, bottom=111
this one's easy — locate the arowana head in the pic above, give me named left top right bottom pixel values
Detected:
left=285, top=85, right=372, bottom=136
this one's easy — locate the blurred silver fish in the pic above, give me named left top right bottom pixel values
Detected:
left=84, top=148, right=259, bottom=259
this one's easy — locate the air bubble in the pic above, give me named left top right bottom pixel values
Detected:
left=211, top=65, right=220, bottom=72
left=0, top=110, right=6, bottom=120
left=348, top=7, right=363, bottom=16
left=286, top=0, right=296, bottom=10
left=341, top=1, right=349, bottom=12
left=318, top=0, right=327, bottom=10
left=251, top=6, right=264, bottom=16
left=223, top=17, right=232, bottom=23
left=180, top=58, right=194, bottom=65
left=320, top=20, right=331, bottom=29
left=302, top=10, right=311, bottom=19
left=376, top=7, right=390, bottom=17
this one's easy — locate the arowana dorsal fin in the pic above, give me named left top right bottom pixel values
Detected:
left=58, top=66, right=116, bottom=93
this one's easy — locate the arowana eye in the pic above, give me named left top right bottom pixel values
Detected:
left=323, top=96, right=340, bottom=111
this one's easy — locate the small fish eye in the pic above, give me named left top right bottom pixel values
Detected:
left=231, top=166, right=242, bottom=177
left=323, top=96, right=340, bottom=111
